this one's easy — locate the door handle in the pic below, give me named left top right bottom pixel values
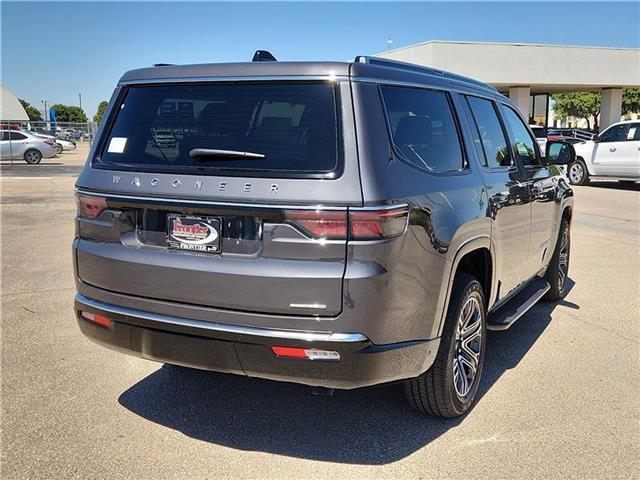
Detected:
left=609, top=147, right=617, bottom=152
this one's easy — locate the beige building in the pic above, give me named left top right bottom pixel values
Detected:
left=377, top=41, right=640, bottom=130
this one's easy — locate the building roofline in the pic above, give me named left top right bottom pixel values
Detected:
left=377, top=39, right=640, bottom=56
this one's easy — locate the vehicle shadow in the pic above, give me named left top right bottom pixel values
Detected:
left=584, top=181, right=639, bottom=191
left=118, top=281, right=575, bottom=465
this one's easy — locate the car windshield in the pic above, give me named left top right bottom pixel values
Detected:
left=97, top=82, right=340, bottom=177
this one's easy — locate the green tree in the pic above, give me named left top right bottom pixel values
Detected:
left=622, top=88, right=640, bottom=115
left=93, top=100, right=109, bottom=125
left=551, top=92, right=601, bottom=130
left=51, top=104, right=87, bottom=123
left=18, top=99, right=43, bottom=121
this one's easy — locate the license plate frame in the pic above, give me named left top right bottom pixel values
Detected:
left=167, top=214, right=222, bottom=253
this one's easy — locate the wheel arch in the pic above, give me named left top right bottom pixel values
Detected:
left=433, top=236, right=495, bottom=338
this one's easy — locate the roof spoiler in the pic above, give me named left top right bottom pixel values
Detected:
left=252, top=50, right=277, bottom=62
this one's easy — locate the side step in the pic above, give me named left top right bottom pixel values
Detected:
left=487, top=277, right=550, bottom=331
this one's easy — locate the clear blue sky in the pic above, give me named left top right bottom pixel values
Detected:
left=2, top=1, right=639, bottom=118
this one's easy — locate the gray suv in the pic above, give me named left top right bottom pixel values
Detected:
left=73, top=54, right=574, bottom=417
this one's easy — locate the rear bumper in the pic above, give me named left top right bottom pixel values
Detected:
left=74, top=293, right=439, bottom=389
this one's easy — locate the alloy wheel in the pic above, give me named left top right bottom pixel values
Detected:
left=568, top=163, right=584, bottom=184
left=557, top=229, right=569, bottom=291
left=452, top=297, right=482, bottom=398
left=25, top=151, right=40, bottom=163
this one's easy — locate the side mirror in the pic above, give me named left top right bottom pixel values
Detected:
left=546, top=141, right=575, bottom=165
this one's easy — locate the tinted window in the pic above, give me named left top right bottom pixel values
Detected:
left=380, top=86, right=464, bottom=172
left=599, top=123, right=628, bottom=143
left=531, top=127, right=547, bottom=139
left=466, top=96, right=512, bottom=168
left=98, top=83, right=339, bottom=177
left=9, top=132, right=27, bottom=140
left=627, top=123, right=640, bottom=141
left=501, top=106, right=541, bottom=167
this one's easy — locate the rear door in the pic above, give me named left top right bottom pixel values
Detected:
left=500, top=104, right=557, bottom=276
left=463, top=95, right=531, bottom=299
left=75, top=80, right=361, bottom=318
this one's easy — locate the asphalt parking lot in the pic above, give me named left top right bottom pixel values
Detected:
left=1, top=146, right=639, bottom=479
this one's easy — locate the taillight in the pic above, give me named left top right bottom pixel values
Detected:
left=283, top=210, right=348, bottom=239
left=349, top=206, right=409, bottom=240
left=75, top=194, right=108, bottom=219
left=44, top=139, right=54, bottom=145
left=284, top=205, right=409, bottom=240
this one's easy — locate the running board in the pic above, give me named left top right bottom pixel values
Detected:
left=487, top=277, right=550, bottom=331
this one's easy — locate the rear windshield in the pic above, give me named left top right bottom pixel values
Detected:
left=96, top=82, right=340, bottom=177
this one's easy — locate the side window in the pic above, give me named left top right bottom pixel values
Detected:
left=380, top=85, right=464, bottom=172
left=625, top=123, right=639, bottom=141
left=599, top=124, right=628, bottom=143
left=0, top=132, right=7, bottom=141
left=9, top=132, right=27, bottom=141
left=500, top=105, right=541, bottom=167
left=465, top=96, right=512, bottom=168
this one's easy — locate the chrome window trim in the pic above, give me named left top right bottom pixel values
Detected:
left=75, top=293, right=368, bottom=343
left=353, top=77, right=498, bottom=97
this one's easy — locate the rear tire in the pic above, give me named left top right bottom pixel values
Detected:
left=404, top=273, right=486, bottom=418
left=54, top=143, right=63, bottom=155
left=567, top=159, right=589, bottom=185
left=23, top=149, right=42, bottom=164
left=545, top=218, right=570, bottom=301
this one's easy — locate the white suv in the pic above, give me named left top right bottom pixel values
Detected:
left=569, top=120, right=640, bottom=185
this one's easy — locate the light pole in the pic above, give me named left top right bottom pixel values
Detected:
left=41, top=100, right=49, bottom=129
left=78, top=93, right=82, bottom=113
left=387, top=36, right=392, bottom=50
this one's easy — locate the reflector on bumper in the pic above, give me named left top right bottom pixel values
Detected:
left=271, top=346, right=340, bottom=361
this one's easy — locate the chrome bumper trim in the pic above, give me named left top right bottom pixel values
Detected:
left=74, top=293, right=368, bottom=343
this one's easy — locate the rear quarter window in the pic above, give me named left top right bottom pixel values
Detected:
left=380, top=85, right=465, bottom=173
left=96, top=82, right=341, bottom=178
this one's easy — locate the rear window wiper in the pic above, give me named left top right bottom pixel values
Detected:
left=189, top=148, right=266, bottom=160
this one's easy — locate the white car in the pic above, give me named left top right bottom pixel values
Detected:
left=569, top=120, right=640, bottom=185
left=27, top=130, right=76, bottom=154
left=0, top=130, right=57, bottom=163
left=529, top=125, right=547, bottom=154
left=54, top=138, right=77, bottom=154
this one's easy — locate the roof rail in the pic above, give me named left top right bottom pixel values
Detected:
left=153, top=63, right=175, bottom=67
left=353, top=55, right=497, bottom=92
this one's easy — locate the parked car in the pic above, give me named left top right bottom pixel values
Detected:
left=73, top=54, right=575, bottom=418
left=54, top=138, right=77, bottom=154
left=0, top=129, right=57, bottom=163
left=22, top=128, right=76, bottom=154
left=529, top=125, right=547, bottom=155
left=568, top=120, right=640, bottom=185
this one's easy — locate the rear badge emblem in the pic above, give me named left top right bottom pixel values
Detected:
left=172, top=179, right=181, bottom=188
